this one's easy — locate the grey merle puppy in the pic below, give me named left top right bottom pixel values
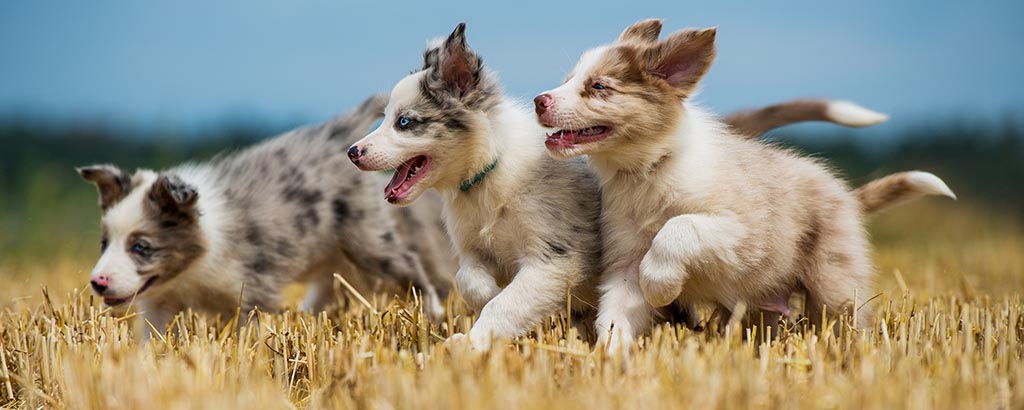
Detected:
left=348, top=24, right=605, bottom=350
left=79, top=95, right=454, bottom=337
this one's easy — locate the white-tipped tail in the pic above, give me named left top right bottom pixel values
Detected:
left=724, top=99, right=888, bottom=138
left=904, top=171, right=957, bottom=200
left=825, top=101, right=890, bottom=128
left=855, top=171, right=956, bottom=214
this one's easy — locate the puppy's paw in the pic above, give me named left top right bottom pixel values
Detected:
left=423, top=292, right=446, bottom=322
left=595, top=329, right=633, bottom=358
left=444, top=331, right=493, bottom=351
left=639, top=248, right=683, bottom=307
left=467, top=328, right=493, bottom=351
left=444, top=333, right=471, bottom=350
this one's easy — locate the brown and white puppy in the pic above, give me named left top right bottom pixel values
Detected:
left=347, top=23, right=942, bottom=350
left=79, top=96, right=455, bottom=337
left=534, top=19, right=955, bottom=352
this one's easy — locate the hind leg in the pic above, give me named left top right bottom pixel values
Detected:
left=391, top=251, right=445, bottom=321
left=804, top=287, right=874, bottom=331
left=301, top=273, right=338, bottom=312
left=339, top=223, right=446, bottom=321
left=802, top=258, right=874, bottom=331
left=802, top=200, right=876, bottom=331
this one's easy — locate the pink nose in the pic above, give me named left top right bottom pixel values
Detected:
left=90, top=275, right=110, bottom=293
left=533, top=94, right=554, bottom=115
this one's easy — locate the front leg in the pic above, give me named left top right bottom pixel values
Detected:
left=455, top=258, right=501, bottom=312
left=639, top=213, right=747, bottom=307
left=595, top=258, right=657, bottom=355
left=465, top=260, right=569, bottom=350
left=138, top=301, right=178, bottom=341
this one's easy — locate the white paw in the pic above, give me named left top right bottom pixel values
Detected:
left=467, top=328, right=493, bottom=351
left=444, top=330, right=493, bottom=351
left=424, top=293, right=446, bottom=322
left=639, top=248, right=683, bottom=307
left=444, top=333, right=470, bottom=349
left=596, top=328, right=633, bottom=357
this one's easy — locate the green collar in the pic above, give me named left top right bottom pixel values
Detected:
left=459, top=158, right=498, bottom=193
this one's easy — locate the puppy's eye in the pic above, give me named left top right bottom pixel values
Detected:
left=131, top=241, right=151, bottom=256
left=100, top=238, right=109, bottom=252
left=396, top=116, right=415, bottom=130
left=592, top=82, right=607, bottom=90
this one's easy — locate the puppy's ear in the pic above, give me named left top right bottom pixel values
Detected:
left=618, top=19, right=663, bottom=44
left=147, top=174, right=199, bottom=222
left=438, top=23, right=481, bottom=98
left=644, top=27, right=717, bottom=97
left=77, top=164, right=132, bottom=212
left=422, top=44, right=441, bottom=70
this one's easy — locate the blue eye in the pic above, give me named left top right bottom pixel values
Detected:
left=592, top=83, right=607, bottom=90
left=132, top=242, right=150, bottom=255
left=397, top=116, right=412, bottom=128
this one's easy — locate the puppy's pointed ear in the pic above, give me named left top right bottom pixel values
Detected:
left=438, top=23, right=480, bottom=98
left=618, top=19, right=663, bottom=44
left=77, top=164, right=132, bottom=212
left=421, top=39, right=442, bottom=70
left=644, top=27, right=717, bottom=97
left=147, top=174, right=199, bottom=222
left=422, top=43, right=441, bottom=70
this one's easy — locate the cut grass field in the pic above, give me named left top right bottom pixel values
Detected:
left=1, top=201, right=1021, bottom=409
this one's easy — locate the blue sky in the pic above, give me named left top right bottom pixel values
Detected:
left=1, top=0, right=1022, bottom=136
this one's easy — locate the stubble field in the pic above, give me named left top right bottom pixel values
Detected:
left=0, top=200, right=1021, bottom=409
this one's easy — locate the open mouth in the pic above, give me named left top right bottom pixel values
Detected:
left=103, top=276, right=158, bottom=307
left=384, top=155, right=431, bottom=203
left=545, top=126, right=612, bottom=149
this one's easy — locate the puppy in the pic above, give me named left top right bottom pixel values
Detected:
left=348, top=24, right=605, bottom=350
left=534, top=19, right=955, bottom=352
left=78, top=95, right=454, bottom=337
left=347, top=23, right=934, bottom=350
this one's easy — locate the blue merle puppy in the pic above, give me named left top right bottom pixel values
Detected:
left=78, top=95, right=456, bottom=337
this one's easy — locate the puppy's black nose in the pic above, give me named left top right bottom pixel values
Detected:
left=90, top=279, right=108, bottom=294
left=347, top=145, right=362, bottom=162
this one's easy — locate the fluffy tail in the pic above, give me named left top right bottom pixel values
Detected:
left=725, top=99, right=889, bottom=138
left=855, top=171, right=957, bottom=214
left=328, top=94, right=389, bottom=143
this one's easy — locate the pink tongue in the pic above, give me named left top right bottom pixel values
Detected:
left=385, top=163, right=412, bottom=196
left=554, top=131, right=578, bottom=143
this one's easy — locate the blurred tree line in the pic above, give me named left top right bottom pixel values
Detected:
left=0, top=118, right=1021, bottom=267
